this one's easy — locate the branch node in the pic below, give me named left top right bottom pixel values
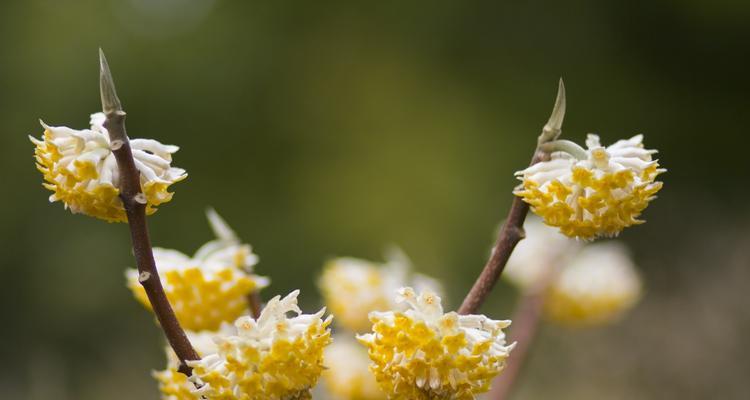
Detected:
left=139, top=271, right=152, bottom=283
left=134, top=193, right=147, bottom=204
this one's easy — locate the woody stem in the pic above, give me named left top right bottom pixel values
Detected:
left=100, top=49, right=199, bottom=376
left=458, top=79, right=565, bottom=315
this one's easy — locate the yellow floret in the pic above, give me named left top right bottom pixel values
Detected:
left=544, top=285, right=639, bottom=326
left=31, top=121, right=185, bottom=222
left=128, top=266, right=262, bottom=331
left=319, top=252, right=443, bottom=333
left=514, top=134, right=664, bottom=239
left=357, top=288, right=514, bottom=400
left=542, top=243, right=642, bottom=326
left=127, top=210, right=268, bottom=332
left=319, top=258, right=390, bottom=332
left=188, top=291, right=333, bottom=400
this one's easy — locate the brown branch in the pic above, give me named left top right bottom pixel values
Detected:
left=100, top=49, right=199, bottom=376
left=458, top=168, right=536, bottom=315
left=458, top=79, right=565, bottom=315
left=248, top=290, right=263, bottom=319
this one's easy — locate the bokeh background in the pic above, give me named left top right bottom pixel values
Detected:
left=1, top=1, right=748, bottom=399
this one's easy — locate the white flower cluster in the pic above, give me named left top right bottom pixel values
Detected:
left=319, top=248, right=441, bottom=332
left=505, top=218, right=643, bottom=325
left=515, top=134, right=664, bottom=239
left=187, top=290, right=332, bottom=399
left=31, top=113, right=186, bottom=222
left=357, top=287, right=515, bottom=399
left=126, top=209, right=269, bottom=331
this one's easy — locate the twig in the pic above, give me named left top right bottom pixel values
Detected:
left=458, top=79, right=565, bottom=315
left=248, top=290, right=263, bottom=319
left=99, top=49, right=199, bottom=376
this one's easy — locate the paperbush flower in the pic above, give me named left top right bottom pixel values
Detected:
left=187, top=290, right=332, bottom=399
left=322, top=336, right=385, bottom=400
left=544, top=242, right=642, bottom=326
left=357, top=288, right=515, bottom=400
left=504, top=220, right=642, bottom=326
left=126, top=209, right=269, bottom=331
left=319, top=250, right=441, bottom=332
left=514, top=134, right=664, bottom=239
left=30, top=113, right=186, bottom=222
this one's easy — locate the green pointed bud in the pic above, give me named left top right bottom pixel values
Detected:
left=538, top=78, right=566, bottom=145
left=99, top=48, right=123, bottom=115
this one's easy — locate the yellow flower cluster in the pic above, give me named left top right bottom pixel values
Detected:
left=357, top=288, right=515, bottom=400
left=505, top=219, right=642, bottom=326
left=319, top=250, right=441, bottom=332
left=127, top=209, right=268, bottom=331
left=515, top=134, right=664, bottom=239
left=319, top=258, right=390, bottom=332
left=186, top=291, right=332, bottom=399
left=30, top=113, right=186, bottom=222
left=543, top=243, right=642, bottom=326
left=322, top=336, right=385, bottom=400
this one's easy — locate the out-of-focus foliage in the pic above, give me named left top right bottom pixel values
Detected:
left=0, top=0, right=748, bottom=399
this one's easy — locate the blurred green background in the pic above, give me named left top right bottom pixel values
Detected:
left=1, top=0, right=748, bottom=399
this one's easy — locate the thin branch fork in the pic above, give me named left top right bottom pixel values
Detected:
left=457, top=79, right=565, bottom=316
left=100, top=49, right=199, bottom=376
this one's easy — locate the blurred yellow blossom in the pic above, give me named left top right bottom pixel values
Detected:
left=357, top=287, right=515, bottom=400
left=322, top=335, right=385, bottom=400
left=505, top=220, right=643, bottom=326
left=319, top=249, right=441, bottom=332
left=187, top=290, right=332, bottom=399
left=544, top=242, right=642, bottom=326
left=126, top=209, right=268, bottom=331
left=30, top=113, right=186, bottom=222
left=515, top=134, right=664, bottom=239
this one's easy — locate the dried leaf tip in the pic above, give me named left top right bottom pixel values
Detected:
left=539, top=78, right=566, bottom=145
left=99, top=48, right=123, bottom=115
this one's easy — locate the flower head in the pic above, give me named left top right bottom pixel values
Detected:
left=544, top=242, right=642, bottom=326
left=514, top=134, right=664, bottom=239
left=357, top=288, right=515, bottom=400
left=187, top=290, right=333, bottom=399
left=126, top=209, right=269, bottom=331
left=319, top=249, right=441, bottom=332
left=322, top=335, right=385, bottom=400
left=30, top=113, right=186, bottom=222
